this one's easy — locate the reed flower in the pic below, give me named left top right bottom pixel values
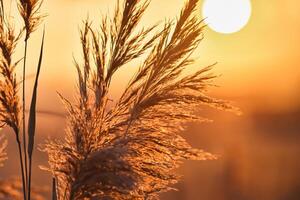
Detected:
left=18, top=0, right=44, bottom=41
left=0, top=13, right=22, bottom=141
left=43, top=0, right=238, bottom=199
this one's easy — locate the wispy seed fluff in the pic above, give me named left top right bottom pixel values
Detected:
left=43, top=0, right=238, bottom=199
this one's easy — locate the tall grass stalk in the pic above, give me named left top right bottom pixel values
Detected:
left=18, top=0, right=44, bottom=199
left=22, top=37, right=28, bottom=193
left=27, top=29, right=45, bottom=200
left=0, top=0, right=44, bottom=199
left=0, top=3, right=27, bottom=198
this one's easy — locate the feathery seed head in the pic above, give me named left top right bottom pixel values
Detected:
left=18, top=0, right=44, bottom=40
left=0, top=17, right=21, bottom=135
left=43, top=0, right=239, bottom=199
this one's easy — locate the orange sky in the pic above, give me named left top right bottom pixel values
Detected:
left=7, top=0, right=300, bottom=113
left=1, top=2, right=299, bottom=197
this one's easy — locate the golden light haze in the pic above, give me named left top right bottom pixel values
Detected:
left=7, top=0, right=300, bottom=112
left=1, top=1, right=299, bottom=199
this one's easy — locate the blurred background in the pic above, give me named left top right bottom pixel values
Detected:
left=1, top=0, right=300, bottom=199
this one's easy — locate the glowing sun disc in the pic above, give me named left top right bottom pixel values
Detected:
left=202, top=0, right=252, bottom=34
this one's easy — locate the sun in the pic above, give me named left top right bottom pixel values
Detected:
left=202, top=0, right=252, bottom=34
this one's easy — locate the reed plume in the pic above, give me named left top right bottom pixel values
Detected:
left=17, top=0, right=44, bottom=190
left=43, top=0, right=237, bottom=199
left=18, top=0, right=44, bottom=41
left=0, top=14, right=22, bottom=135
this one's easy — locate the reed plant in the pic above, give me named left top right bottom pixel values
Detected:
left=0, top=0, right=238, bottom=199
left=0, top=0, right=44, bottom=199
left=0, top=4, right=26, bottom=198
left=18, top=0, right=44, bottom=199
left=43, top=0, right=237, bottom=199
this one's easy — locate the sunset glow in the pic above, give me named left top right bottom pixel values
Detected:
left=202, top=0, right=252, bottom=34
left=0, top=0, right=300, bottom=199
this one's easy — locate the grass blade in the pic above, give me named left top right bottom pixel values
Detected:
left=27, top=28, right=45, bottom=200
left=28, top=28, right=45, bottom=162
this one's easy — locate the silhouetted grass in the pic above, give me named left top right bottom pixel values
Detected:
left=0, top=0, right=238, bottom=199
left=43, top=0, right=237, bottom=199
left=0, top=0, right=44, bottom=199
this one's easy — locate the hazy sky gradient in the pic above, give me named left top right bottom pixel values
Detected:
left=7, top=0, right=300, bottom=113
left=1, top=2, right=299, bottom=199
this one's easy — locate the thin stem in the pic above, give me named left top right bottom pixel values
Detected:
left=15, top=131, right=27, bottom=200
left=52, top=177, right=57, bottom=200
left=28, top=157, right=32, bottom=200
left=22, top=40, right=29, bottom=188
